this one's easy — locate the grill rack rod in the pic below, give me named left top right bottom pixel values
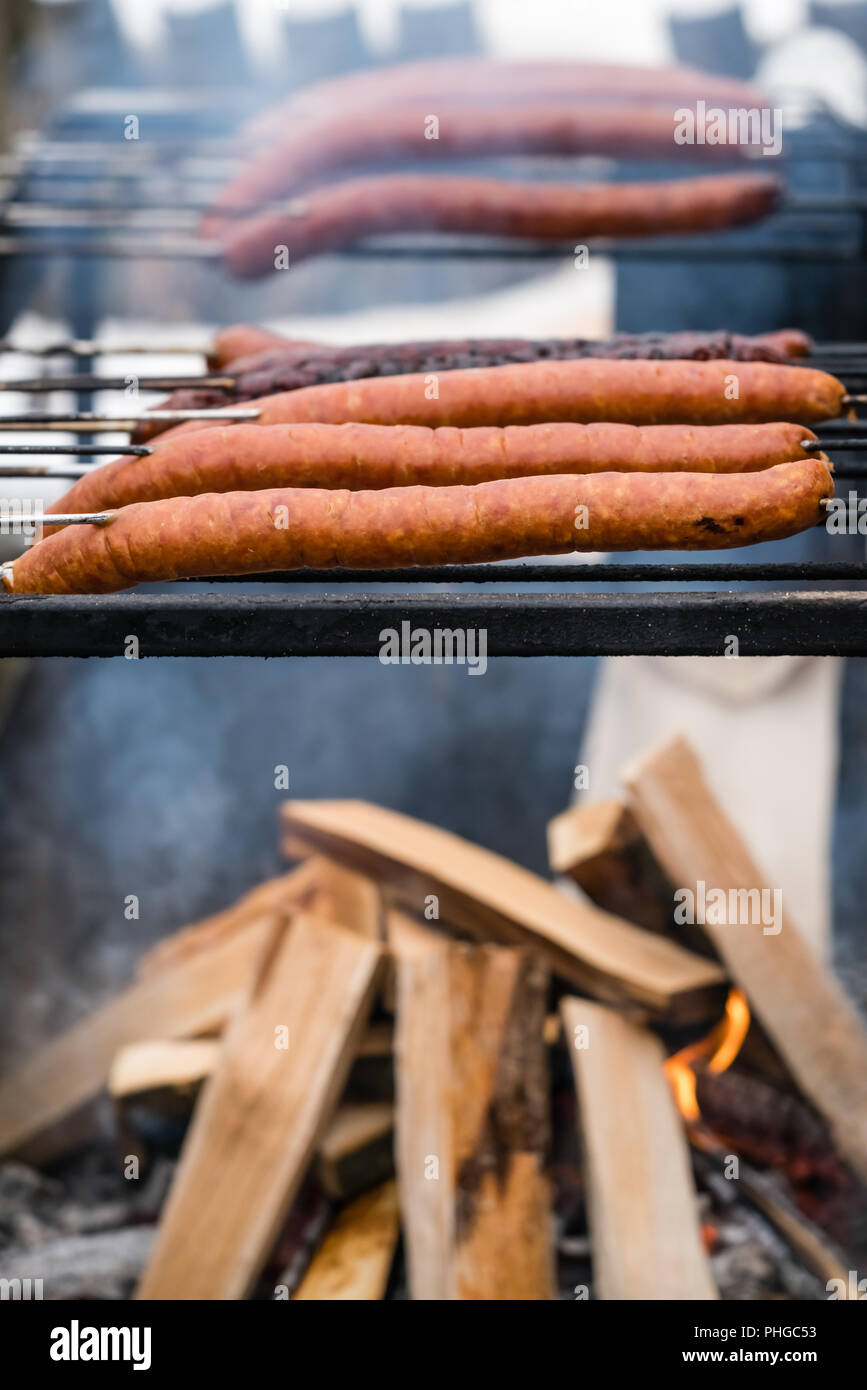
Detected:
left=0, top=234, right=862, bottom=265
left=4, top=189, right=867, bottom=223
left=0, top=410, right=863, bottom=437
left=9, top=372, right=867, bottom=395
left=1, top=590, right=865, bottom=659
left=147, top=560, right=867, bottom=584
left=0, top=501, right=847, bottom=531
left=0, top=375, right=234, bottom=393
left=0, top=408, right=260, bottom=432
left=0, top=338, right=866, bottom=362
left=0, top=340, right=207, bottom=357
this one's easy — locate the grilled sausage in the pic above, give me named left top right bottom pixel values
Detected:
left=7, top=459, right=832, bottom=595
left=144, top=361, right=845, bottom=456
left=137, top=330, right=814, bottom=444
left=217, top=171, right=782, bottom=279
left=46, top=422, right=823, bottom=519
left=136, top=329, right=816, bottom=443
left=246, top=59, right=768, bottom=140
left=206, top=326, right=317, bottom=369
left=207, top=103, right=755, bottom=227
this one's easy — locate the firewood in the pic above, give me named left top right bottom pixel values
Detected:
left=317, top=1102, right=395, bottom=1199
left=136, top=915, right=382, bottom=1300
left=694, top=1066, right=843, bottom=1185
left=624, top=735, right=867, bottom=1183
left=293, top=1181, right=399, bottom=1300
left=560, top=996, right=718, bottom=1300
left=108, top=1039, right=220, bottom=1108
left=391, top=912, right=554, bottom=1300
left=137, top=862, right=321, bottom=977
left=307, top=858, right=384, bottom=940
left=0, top=916, right=280, bottom=1159
left=281, top=800, right=725, bottom=1022
left=548, top=798, right=677, bottom=937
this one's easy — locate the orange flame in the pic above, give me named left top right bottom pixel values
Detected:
left=665, top=988, right=750, bottom=1125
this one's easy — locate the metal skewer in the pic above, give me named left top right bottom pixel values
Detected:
left=0, top=408, right=260, bottom=433
left=0, top=340, right=209, bottom=358
left=0, top=512, right=116, bottom=528
left=0, top=463, right=94, bottom=478
left=805, top=437, right=867, bottom=449
left=0, top=444, right=152, bottom=455
left=0, top=236, right=221, bottom=261
left=0, top=375, right=236, bottom=393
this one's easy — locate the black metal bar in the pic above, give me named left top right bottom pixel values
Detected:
left=0, top=234, right=860, bottom=264
left=0, top=375, right=234, bottom=393
left=0, top=443, right=151, bottom=455
left=0, top=340, right=205, bottom=357
left=0, top=591, right=864, bottom=657
left=169, top=562, right=867, bottom=585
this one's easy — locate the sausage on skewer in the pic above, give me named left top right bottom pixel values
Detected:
left=138, top=330, right=814, bottom=443
left=246, top=58, right=768, bottom=139
left=11, top=459, right=832, bottom=595
left=216, top=171, right=782, bottom=279
left=207, top=103, right=759, bottom=226
left=144, top=361, right=847, bottom=456
left=46, top=422, right=824, bottom=519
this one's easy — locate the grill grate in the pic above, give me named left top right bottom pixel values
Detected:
left=1, top=92, right=866, bottom=656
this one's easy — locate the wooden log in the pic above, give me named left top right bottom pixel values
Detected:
left=624, top=735, right=867, bottom=1183
left=317, top=1102, right=395, bottom=1199
left=547, top=798, right=676, bottom=937
left=307, top=858, right=384, bottom=940
left=108, top=1039, right=220, bottom=1105
left=392, top=912, right=554, bottom=1300
left=281, top=800, right=725, bottom=1022
left=293, top=1181, right=399, bottom=1301
left=136, top=915, right=382, bottom=1300
left=0, top=916, right=279, bottom=1159
left=560, top=996, right=717, bottom=1300
left=137, top=862, right=321, bottom=977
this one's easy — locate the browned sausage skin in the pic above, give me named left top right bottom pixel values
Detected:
left=144, top=361, right=845, bottom=456
left=217, top=172, right=782, bottom=279
left=136, top=330, right=815, bottom=444
left=206, top=326, right=318, bottom=369
left=206, top=103, right=758, bottom=226
left=245, top=59, right=769, bottom=140
left=9, top=459, right=832, bottom=595
left=46, top=422, right=823, bottom=519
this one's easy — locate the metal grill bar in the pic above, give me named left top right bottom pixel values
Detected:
left=165, top=562, right=867, bottom=584
left=0, top=375, right=234, bottom=392
left=0, top=590, right=864, bottom=658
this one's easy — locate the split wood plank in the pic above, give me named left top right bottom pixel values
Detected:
left=137, top=861, right=321, bottom=977
left=391, top=912, right=554, bottom=1300
left=136, top=915, right=382, bottom=1300
left=109, top=1026, right=394, bottom=1100
left=560, top=996, right=718, bottom=1301
left=293, top=1181, right=399, bottom=1301
left=109, top=1038, right=220, bottom=1103
left=624, top=735, right=867, bottom=1183
left=548, top=798, right=676, bottom=937
left=281, top=800, right=725, bottom=1021
left=307, top=858, right=385, bottom=940
left=110, top=1031, right=393, bottom=1196
left=0, top=915, right=279, bottom=1158
left=318, top=1102, right=395, bottom=1199
left=110, top=1021, right=394, bottom=1116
